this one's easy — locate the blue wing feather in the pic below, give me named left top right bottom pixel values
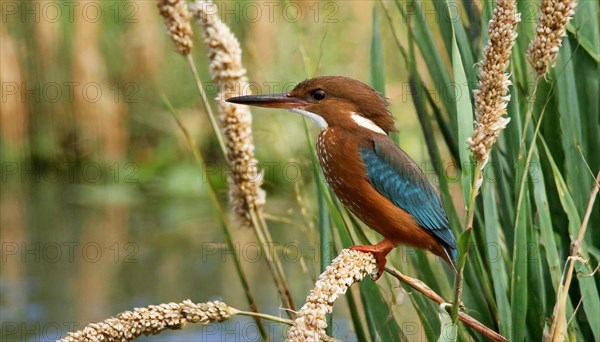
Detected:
left=360, top=137, right=457, bottom=258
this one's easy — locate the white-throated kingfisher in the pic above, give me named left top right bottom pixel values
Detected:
left=227, top=76, right=457, bottom=279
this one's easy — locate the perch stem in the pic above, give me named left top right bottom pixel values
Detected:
left=386, top=266, right=508, bottom=342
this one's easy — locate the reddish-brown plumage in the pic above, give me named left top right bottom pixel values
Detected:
left=226, top=76, right=457, bottom=278
left=316, top=127, right=449, bottom=263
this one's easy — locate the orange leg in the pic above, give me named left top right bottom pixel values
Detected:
left=350, top=239, right=397, bottom=280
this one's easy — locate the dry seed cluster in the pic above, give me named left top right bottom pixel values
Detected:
left=60, top=300, right=230, bottom=341
left=527, top=0, right=578, bottom=76
left=191, top=0, right=265, bottom=227
left=467, top=0, right=520, bottom=165
left=286, top=249, right=377, bottom=341
left=157, top=0, right=193, bottom=55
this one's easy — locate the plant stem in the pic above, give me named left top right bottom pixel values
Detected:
left=185, top=53, right=227, bottom=157
left=452, top=163, right=483, bottom=321
left=520, top=76, right=540, bottom=148
left=249, top=209, right=297, bottom=317
left=162, top=96, right=268, bottom=340
left=547, top=171, right=600, bottom=341
left=230, top=308, right=294, bottom=325
left=185, top=53, right=296, bottom=320
left=514, top=77, right=550, bottom=228
left=386, top=266, right=508, bottom=342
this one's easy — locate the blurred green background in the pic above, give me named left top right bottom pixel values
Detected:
left=1, top=1, right=435, bottom=340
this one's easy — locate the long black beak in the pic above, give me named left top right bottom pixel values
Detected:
left=226, top=93, right=307, bottom=109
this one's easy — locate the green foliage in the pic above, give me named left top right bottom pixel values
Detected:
left=370, top=5, right=386, bottom=96
left=438, top=304, right=457, bottom=342
left=289, top=1, right=596, bottom=340
left=350, top=1, right=600, bottom=340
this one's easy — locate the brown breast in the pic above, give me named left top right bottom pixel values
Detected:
left=316, top=128, right=446, bottom=256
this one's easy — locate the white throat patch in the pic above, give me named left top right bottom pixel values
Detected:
left=351, top=113, right=386, bottom=134
left=288, top=108, right=328, bottom=130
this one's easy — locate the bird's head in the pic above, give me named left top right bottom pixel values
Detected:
left=226, top=76, right=397, bottom=134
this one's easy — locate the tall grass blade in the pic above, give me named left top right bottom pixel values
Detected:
left=541, top=138, right=600, bottom=340
left=510, top=75, right=530, bottom=339
left=315, top=153, right=335, bottom=335
left=438, top=304, right=458, bottom=342
left=482, top=174, right=511, bottom=336
left=571, top=37, right=600, bottom=182
left=510, top=188, right=530, bottom=342
left=315, top=162, right=333, bottom=335
left=490, top=147, right=515, bottom=228
left=394, top=0, right=456, bottom=122
left=425, top=90, right=460, bottom=164
left=568, top=0, right=600, bottom=60
left=525, top=207, right=545, bottom=342
left=370, top=4, right=386, bottom=96
left=404, top=287, right=439, bottom=341
left=346, top=287, right=370, bottom=342
left=447, top=6, right=474, bottom=202
left=447, top=3, right=482, bottom=330
left=442, top=0, right=476, bottom=84
left=360, top=280, right=404, bottom=341
left=554, top=37, right=589, bottom=215
left=530, top=149, right=562, bottom=288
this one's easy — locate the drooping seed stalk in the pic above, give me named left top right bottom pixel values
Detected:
left=60, top=300, right=231, bottom=341
left=60, top=299, right=294, bottom=342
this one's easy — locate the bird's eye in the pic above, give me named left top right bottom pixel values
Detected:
left=311, top=89, right=326, bottom=101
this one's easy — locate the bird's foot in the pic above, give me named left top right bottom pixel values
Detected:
left=350, top=239, right=397, bottom=280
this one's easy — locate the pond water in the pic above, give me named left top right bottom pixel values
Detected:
left=1, top=168, right=359, bottom=341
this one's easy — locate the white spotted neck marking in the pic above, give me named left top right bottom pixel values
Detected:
left=351, top=113, right=386, bottom=134
left=288, top=108, right=328, bottom=130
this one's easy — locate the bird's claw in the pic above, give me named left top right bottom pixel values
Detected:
left=349, top=240, right=396, bottom=280
left=372, top=255, right=388, bottom=280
